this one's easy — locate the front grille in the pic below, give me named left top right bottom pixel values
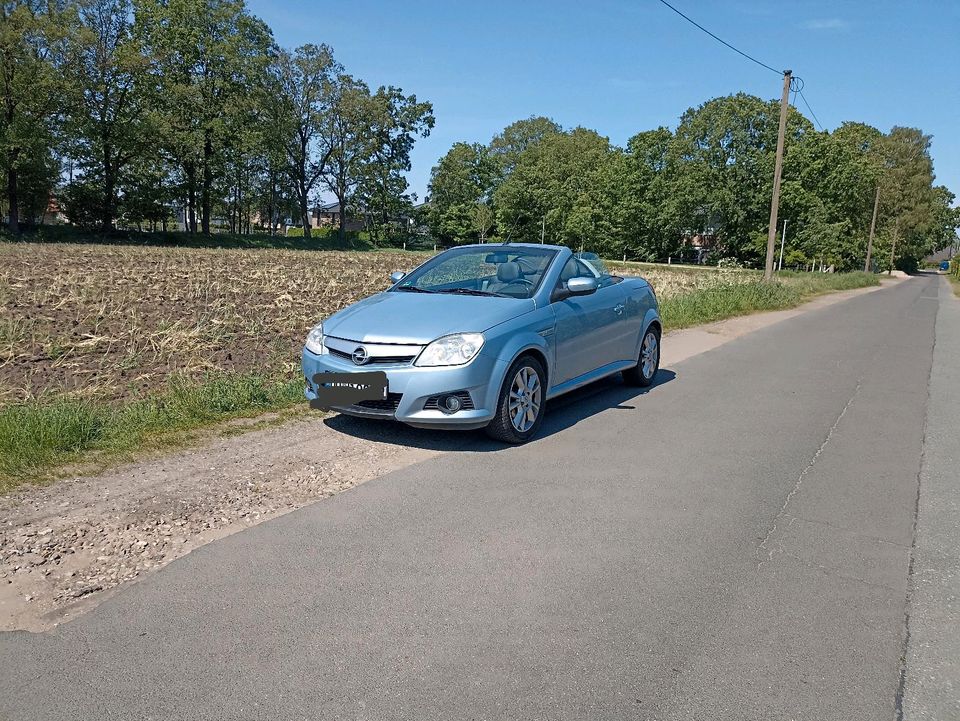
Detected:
left=328, top=347, right=416, bottom=365
left=423, top=390, right=475, bottom=411
left=354, top=393, right=403, bottom=411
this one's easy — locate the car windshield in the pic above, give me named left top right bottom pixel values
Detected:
left=392, top=246, right=558, bottom=299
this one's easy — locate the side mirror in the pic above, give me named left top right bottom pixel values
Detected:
left=389, top=271, right=406, bottom=283
left=566, top=276, right=599, bottom=297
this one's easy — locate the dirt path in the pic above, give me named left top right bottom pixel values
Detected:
left=0, top=280, right=900, bottom=632
left=0, top=416, right=439, bottom=631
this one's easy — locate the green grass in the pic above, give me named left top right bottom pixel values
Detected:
left=659, top=272, right=879, bottom=330
left=0, top=372, right=304, bottom=491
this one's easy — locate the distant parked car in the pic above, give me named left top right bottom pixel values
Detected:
left=301, top=243, right=662, bottom=443
left=940, top=260, right=951, bottom=271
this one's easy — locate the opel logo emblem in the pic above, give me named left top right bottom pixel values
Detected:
left=351, top=346, right=369, bottom=365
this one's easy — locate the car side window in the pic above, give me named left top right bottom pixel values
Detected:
left=556, top=258, right=620, bottom=290
left=557, top=258, right=593, bottom=286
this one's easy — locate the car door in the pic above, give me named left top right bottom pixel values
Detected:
left=551, top=258, right=629, bottom=384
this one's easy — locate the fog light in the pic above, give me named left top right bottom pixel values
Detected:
left=441, top=394, right=462, bottom=414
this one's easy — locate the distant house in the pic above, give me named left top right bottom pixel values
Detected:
left=311, top=202, right=363, bottom=231
left=681, top=229, right=719, bottom=264
left=41, top=195, right=68, bottom=225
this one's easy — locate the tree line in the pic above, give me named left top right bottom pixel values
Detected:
left=425, top=98, right=958, bottom=271
left=1, top=0, right=434, bottom=240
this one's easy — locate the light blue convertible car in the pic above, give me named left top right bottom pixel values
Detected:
left=302, top=243, right=661, bottom=443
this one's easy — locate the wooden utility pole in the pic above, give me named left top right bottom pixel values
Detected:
left=864, top=184, right=880, bottom=272
left=764, top=70, right=792, bottom=281
left=778, top=219, right=787, bottom=271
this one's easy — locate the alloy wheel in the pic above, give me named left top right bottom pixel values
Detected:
left=641, top=331, right=659, bottom=380
left=508, top=366, right=542, bottom=433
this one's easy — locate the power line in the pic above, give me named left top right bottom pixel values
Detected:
left=797, top=87, right=825, bottom=131
left=654, top=1, right=830, bottom=130
left=653, top=0, right=783, bottom=76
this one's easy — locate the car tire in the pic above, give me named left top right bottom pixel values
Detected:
left=623, top=325, right=660, bottom=387
left=485, top=354, right=547, bottom=444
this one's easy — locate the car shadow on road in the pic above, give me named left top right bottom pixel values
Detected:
left=322, top=368, right=677, bottom=452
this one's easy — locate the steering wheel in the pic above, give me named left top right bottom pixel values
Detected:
left=503, top=278, right=534, bottom=289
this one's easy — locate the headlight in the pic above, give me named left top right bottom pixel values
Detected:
left=415, top=333, right=484, bottom=367
left=305, top=323, right=326, bottom=355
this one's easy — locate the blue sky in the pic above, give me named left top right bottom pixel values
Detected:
left=248, top=0, right=960, bottom=205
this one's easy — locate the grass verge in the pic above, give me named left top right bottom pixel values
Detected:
left=0, top=271, right=880, bottom=490
left=0, top=373, right=304, bottom=492
left=660, top=272, right=879, bottom=330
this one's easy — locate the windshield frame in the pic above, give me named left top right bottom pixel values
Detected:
left=390, top=245, right=560, bottom=300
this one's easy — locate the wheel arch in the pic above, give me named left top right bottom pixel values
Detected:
left=631, top=307, right=663, bottom=356
left=513, top=346, right=549, bottom=387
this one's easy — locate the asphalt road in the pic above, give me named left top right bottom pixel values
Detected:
left=1, top=273, right=952, bottom=721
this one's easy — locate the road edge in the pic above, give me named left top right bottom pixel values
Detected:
left=900, top=277, right=960, bottom=720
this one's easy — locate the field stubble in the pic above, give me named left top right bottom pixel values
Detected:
left=0, top=243, right=431, bottom=404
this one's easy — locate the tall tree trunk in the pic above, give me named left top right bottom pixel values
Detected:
left=300, top=199, right=311, bottom=239
left=299, top=184, right=311, bottom=239
left=201, top=132, right=212, bottom=235
left=185, top=162, right=197, bottom=233
left=267, top=172, right=276, bottom=236
left=6, top=164, right=19, bottom=234
left=336, top=192, right=346, bottom=245
left=102, top=145, right=115, bottom=232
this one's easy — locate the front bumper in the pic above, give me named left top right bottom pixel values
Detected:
left=301, top=348, right=507, bottom=429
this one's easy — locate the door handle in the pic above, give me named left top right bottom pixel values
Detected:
left=613, top=303, right=625, bottom=315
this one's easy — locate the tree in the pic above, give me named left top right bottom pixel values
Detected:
left=425, top=142, right=496, bottom=243
left=874, top=126, right=939, bottom=271
left=470, top=202, right=494, bottom=241
left=321, top=75, right=375, bottom=244
left=0, top=0, right=69, bottom=233
left=781, top=123, right=883, bottom=270
left=620, top=128, right=675, bottom=260
left=359, top=85, right=433, bottom=243
left=136, top=0, right=274, bottom=234
left=493, top=127, right=616, bottom=249
left=271, top=43, right=339, bottom=238
left=488, top=115, right=561, bottom=178
left=64, top=0, right=151, bottom=231
left=664, top=93, right=814, bottom=262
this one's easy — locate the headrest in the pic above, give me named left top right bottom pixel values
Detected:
left=497, top=261, right=520, bottom=282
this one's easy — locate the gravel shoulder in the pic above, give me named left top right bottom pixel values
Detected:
left=0, top=279, right=899, bottom=632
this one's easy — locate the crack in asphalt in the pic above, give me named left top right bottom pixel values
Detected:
left=894, top=280, right=942, bottom=721
left=755, top=375, right=865, bottom=569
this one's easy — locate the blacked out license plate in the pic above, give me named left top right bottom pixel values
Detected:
left=309, top=371, right=388, bottom=410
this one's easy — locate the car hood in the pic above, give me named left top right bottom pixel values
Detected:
left=322, top=292, right=535, bottom=345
